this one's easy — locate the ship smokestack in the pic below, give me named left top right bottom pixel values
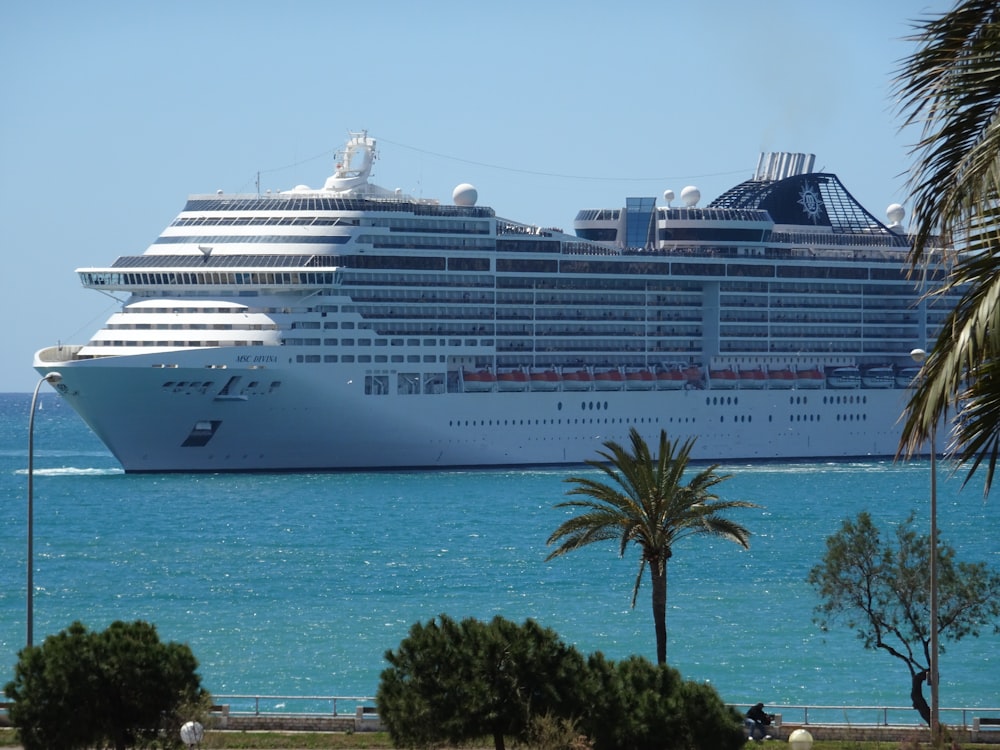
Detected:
left=754, top=152, right=816, bottom=181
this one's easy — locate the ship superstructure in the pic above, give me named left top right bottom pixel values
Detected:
left=34, top=133, right=951, bottom=471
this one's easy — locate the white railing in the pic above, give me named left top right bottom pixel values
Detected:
left=738, top=704, right=1000, bottom=730
left=206, top=696, right=1000, bottom=730
left=212, top=694, right=375, bottom=717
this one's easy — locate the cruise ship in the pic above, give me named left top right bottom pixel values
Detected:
left=34, top=132, right=952, bottom=472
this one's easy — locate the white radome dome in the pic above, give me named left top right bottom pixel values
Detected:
left=663, top=189, right=675, bottom=205
left=886, top=203, right=905, bottom=224
left=453, top=183, right=478, bottom=206
left=680, top=186, right=701, bottom=207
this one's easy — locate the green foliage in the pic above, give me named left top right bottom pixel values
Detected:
left=377, top=614, right=743, bottom=750
left=547, top=427, right=757, bottom=665
left=807, top=511, right=1000, bottom=719
left=580, top=653, right=743, bottom=750
left=893, top=2, right=1000, bottom=493
left=4, top=620, right=208, bottom=750
left=377, top=615, right=586, bottom=750
left=809, top=512, right=1000, bottom=660
left=675, top=680, right=746, bottom=750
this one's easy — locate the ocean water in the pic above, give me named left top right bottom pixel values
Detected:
left=1, top=392, right=997, bottom=713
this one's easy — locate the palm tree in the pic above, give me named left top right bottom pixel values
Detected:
left=545, top=428, right=756, bottom=665
left=895, top=2, right=1000, bottom=492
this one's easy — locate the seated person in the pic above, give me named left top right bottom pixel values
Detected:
left=745, top=702, right=774, bottom=741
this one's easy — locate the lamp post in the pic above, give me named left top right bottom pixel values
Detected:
left=910, top=348, right=939, bottom=741
left=27, top=371, right=62, bottom=648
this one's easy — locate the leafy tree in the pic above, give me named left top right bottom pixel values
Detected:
left=377, top=614, right=587, bottom=750
left=894, top=2, right=1000, bottom=491
left=551, top=651, right=743, bottom=750
left=378, top=614, right=745, bottom=750
left=5, top=620, right=208, bottom=750
left=546, top=428, right=756, bottom=664
left=807, top=512, right=1000, bottom=722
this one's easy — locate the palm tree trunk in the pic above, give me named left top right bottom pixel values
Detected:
left=650, top=557, right=668, bottom=665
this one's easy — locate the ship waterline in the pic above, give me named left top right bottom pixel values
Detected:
left=36, top=346, right=909, bottom=472
left=35, top=132, right=951, bottom=472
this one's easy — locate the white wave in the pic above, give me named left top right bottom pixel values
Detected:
left=0, top=450, right=113, bottom=459
left=14, top=466, right=124, bottom=477
left=717, top=461, right=897, bottom=475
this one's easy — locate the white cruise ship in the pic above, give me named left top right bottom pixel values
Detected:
left=34, top=133, right=952, bottom=472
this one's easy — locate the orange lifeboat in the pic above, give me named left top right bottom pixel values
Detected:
left=709, top=368, right=739, bottom=389
left=739, top=368, right=767, bottom=389
left=529, top=367, right=562, bottom=391
left=796, top=367, right=825, bottom=389
left=625, top=368, right=655, bottom=390
left=656, top=366, right=687, bottom=390
left=562, top=368, right=593, bottom=391
left=462, top=369, right=496, bottom=392
left=768, top=368, right=796, bottom=389
left=497, top=367, right=529, bottom=392
left=593, top=367, right=625, bottom=391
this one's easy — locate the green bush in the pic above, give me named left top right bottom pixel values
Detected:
left=378, top=615, right=587, bottom=750
left=4, top=620, right=208, bottom=750
left=377, top=615, right=744, bottom=750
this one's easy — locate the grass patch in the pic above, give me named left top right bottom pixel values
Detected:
left=196, top=731, right=394, bottom=749
left=2, top=727, right=999, bottom=750
left=0, top=727, right=393, bottom=749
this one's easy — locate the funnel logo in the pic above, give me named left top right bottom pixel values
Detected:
left=797, top=181, right=824, bottom=224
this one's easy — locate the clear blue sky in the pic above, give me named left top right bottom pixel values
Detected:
left=1, top=0, right=952, bottom=392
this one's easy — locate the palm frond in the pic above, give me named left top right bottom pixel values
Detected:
left=894, top=1, right=1000, bottom=493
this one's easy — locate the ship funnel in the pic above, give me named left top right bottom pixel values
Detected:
left=754, top=152, right=816, bottom=181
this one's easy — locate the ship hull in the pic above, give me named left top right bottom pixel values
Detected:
left=38, top=349, right=911, bottom=472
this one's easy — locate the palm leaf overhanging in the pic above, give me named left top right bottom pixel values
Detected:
left=894, top=1, right=1000, bottom=492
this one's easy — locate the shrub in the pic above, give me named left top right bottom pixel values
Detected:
left=4, top=620, right=208, bottom=750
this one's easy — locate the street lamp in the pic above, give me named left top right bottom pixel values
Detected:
left=27, top=371, right=62, bottom=648
left=910, top=348, right=939, bottom=741
left=180, top=720, right=204, bottom=748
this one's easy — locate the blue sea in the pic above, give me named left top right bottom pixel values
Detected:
left=1, top=392, right=998, bottom=713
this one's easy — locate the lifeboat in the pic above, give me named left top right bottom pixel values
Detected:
left=827, top=366, right=861, bottom=389
left=683, top=366, right=704, bottom=388
left=562, top=368, right=593, bottom=391
left=593, top=367, right=625, bottom=391
left=625, top=367, right=655, bottom=390
left=768, top=368, right=796, bottom=389
left=796, top=367, right=825, bottom=389
left=529, top=367, right=562, bottom=391
left=655, top=366, right=687, bottom=390
left=497, top=367, right=529, bottom=392
left=462, top=369, right=496, bottom=392
left=709, top=368, right=739, bottom=389
left=862, top=366, right=894, bottom=389
left=738, top=368, right=767, bottom=389
left=895, top=366, right=921, bottom=389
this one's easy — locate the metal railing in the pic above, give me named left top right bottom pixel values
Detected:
left=742, top=704, right=1000, bottom=730
left=205, top=696, right=1000, bottom=730
left=212, top=694, right=376, bottom=717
